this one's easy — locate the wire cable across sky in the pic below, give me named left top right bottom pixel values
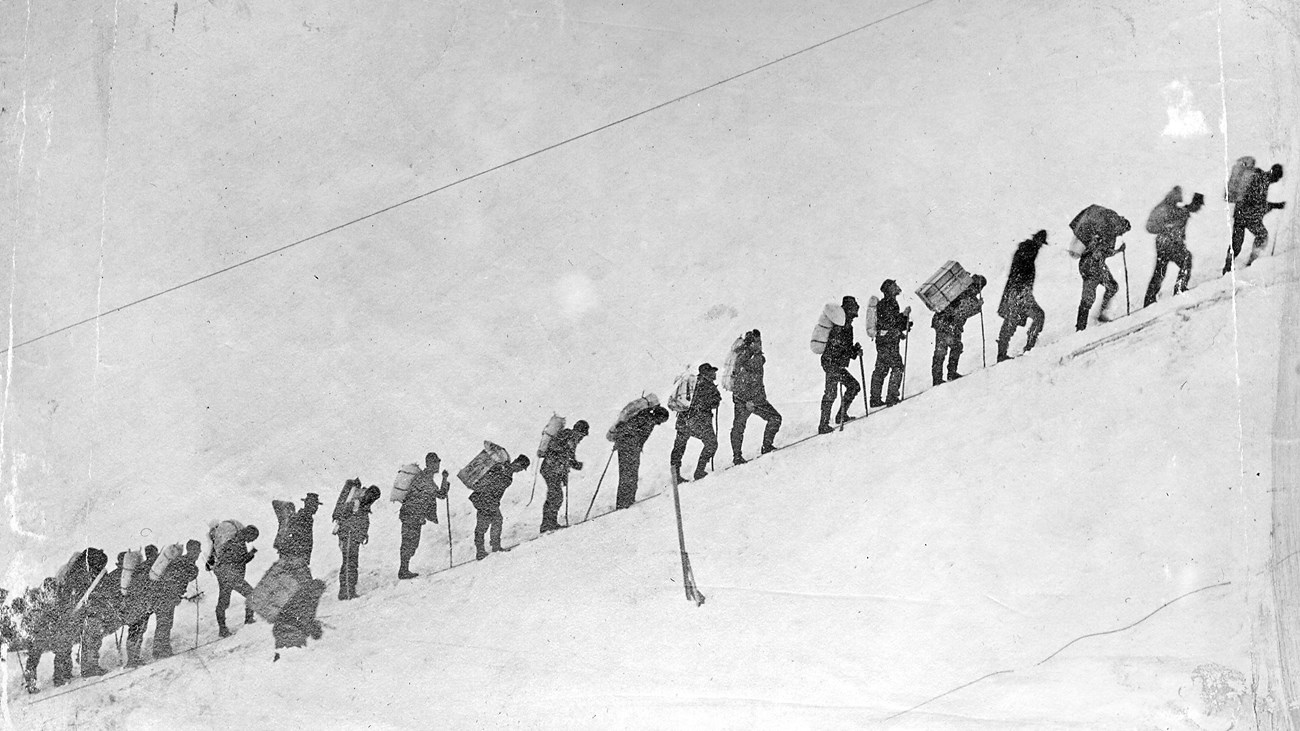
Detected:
left=2, top=0, right=939, bottom=356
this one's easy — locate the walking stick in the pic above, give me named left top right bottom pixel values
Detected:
left=979, top=309, right=987, bottom=368
left=711, top=410, right=717, bottom=471
left=194, top=576, right=200, bottom=649
left=445, top=499, right=454, bottom=569
left=564, top=475, right=569, bottom=527
left=1122, top=244, right=1131, bottom=316
left=525, top=464, right=539, bottom=507
left=669, top=472, right=706, bottom=607
left=902, top=330, right=910, bottom=400
left=583, top=448, right=616, bottom=521
left=858, top=349, right=868, bottom=418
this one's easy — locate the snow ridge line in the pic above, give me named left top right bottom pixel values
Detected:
left=0, top=0, right=940, bottom=357
left=881, top=581, right=1233, bottom=722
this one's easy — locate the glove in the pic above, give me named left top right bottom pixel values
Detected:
left=573, top=461, right=584, bottom=471
left=1276, top=201, right=1287, bottom=210
left=853, top=343, right=863, bottom=358
left=1116, top=242, right=1127, bottom=253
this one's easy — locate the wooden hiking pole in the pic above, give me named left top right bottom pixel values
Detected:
left=583, top=447, right=616, bottom=521
left=669, top=472, right=706, bottom=607
left=1121, top=243, right=1131, bottom=316
left=858, top=348, right=868, bottom=418
left=445, top=499, right=454, bottom=569
left=526, top=464, right=539, bottom=507
left=902, top=330, right=910, bottom=400
left=979, top=308, right=987, bottom=367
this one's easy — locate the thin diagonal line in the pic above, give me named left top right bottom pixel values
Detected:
left=3, top=0, right=939, bottom=356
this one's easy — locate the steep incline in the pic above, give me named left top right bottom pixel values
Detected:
left=1, top=0, right=1295, bottom=586
left=9, top=251, right=1284, bottom=730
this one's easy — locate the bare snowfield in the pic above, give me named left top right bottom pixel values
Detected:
left=1, top=0, right=1298, bottom=727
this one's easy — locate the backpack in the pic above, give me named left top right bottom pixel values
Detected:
left=810, top=304, right=846, bottom=354
left=271, top=500, right=297, bottom=553
left=1145, top=187, right=1182, bottom=234
left=120, top=550, right=141, bottom=594
left=719, top=336, right=745, bottom=391
left=149, top=544, right=183, bottom=582
left=1227, top=156, right=1257, bottom=202
left=606, top=394, right=659, bottom=441
left=457, top=441, right=510, bottom=490
left=331, top=479, right=364, bottom=534
left=863, top=296, right=879, bottom=339
left=538, top=414, right=566, bottom=457
left=208, top=519, right=245, bottom=569
left=390, top=463, right=422, bottom=503
left=667, top=368, right=697, bottom=412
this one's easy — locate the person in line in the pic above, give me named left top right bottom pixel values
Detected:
left=931, top=276, right=986, bottom=385
left=997, top=231, right=1048, bottom=361
left=869, top=281, right=910, bottom=406
left=398, top=453, right=449, bottom=579
left=730, top=330, right=782, bottom=463
left=1145, top=189, right=1204, bottom=306
left=540, top=420, right=588, bottom=532
left=610, top=405, right=670, bottom=509
left=670, top=364, right=721, bottom=481
left=336, top=485, right=381, bottom=600
left=470, top=455, right=531, bottom=560
left=818, top=296, right=862, bottom=434
left=151, top=540, right=201, bottom=659
left=212, top=525, right=260, bottom=637
left=1225, top=162, right=1285, bottom=272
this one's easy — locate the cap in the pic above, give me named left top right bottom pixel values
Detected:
left=573, top=419, right=590, bottom=435
left=698, top=363, right=718, bottom=375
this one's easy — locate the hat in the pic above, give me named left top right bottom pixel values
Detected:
left=698, top=363, right=718, bottom=375
left=1190, top=192, right=1205, bottom=207
left=243, top=525, right=260, bottom=542
left=573, top=419, right=590, bottom=436
left=972, top=274, right=987, bottom=289
left=1031, top=229, right=1048, bottom=245
left=842, top=295, right=859, bottom=310
left=881, top=279, right=898, bottom=294
left=303, top=492, right=321, bottom=508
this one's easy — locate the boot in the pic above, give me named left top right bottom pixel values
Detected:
left=398, top=559, right=418, bottom=579
left=218, top=624, right=232, bottom=638
left=733, top=455, right=747, bottom=466
left=817, top=423, right=834, bottom=435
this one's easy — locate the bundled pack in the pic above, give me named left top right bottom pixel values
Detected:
left=458, top=441, right=510, bottom=490
left=1227, top=156, right=1257, bottom=203
left=390, top=463, right=422, bottom=503
left=809, top=304, right=845, bottom=354
left=149, top=544, right=184, bottom=582
left=538, top=414, right=566, bottom=457
left=666, top=367, right=697, bottom=412
left=915, top=261, right=974, bottom=313
left=606, top=394, right=660, bottom=441
left=719, top=335, right=745, bottom=391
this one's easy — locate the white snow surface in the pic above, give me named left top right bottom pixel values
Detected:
left=1, top=0, right=1298, bottom=727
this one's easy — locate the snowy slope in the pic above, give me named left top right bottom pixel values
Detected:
left=0, top=0, right=1297, bottom=726
left=1, top=0, right=1295, bottom=585
left=7, top=242, right=1285, bottom=730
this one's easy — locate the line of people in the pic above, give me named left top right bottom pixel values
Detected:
left=1, top=157, right=1288, bottom=695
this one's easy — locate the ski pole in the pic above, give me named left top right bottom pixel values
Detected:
left=445, top=499, right=454, bottom=569
left=583, top=448, right=616, bottom=521
left=1122, top=244, right=1131, bottom=316
left=979, top=309, right=987, bottom=368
